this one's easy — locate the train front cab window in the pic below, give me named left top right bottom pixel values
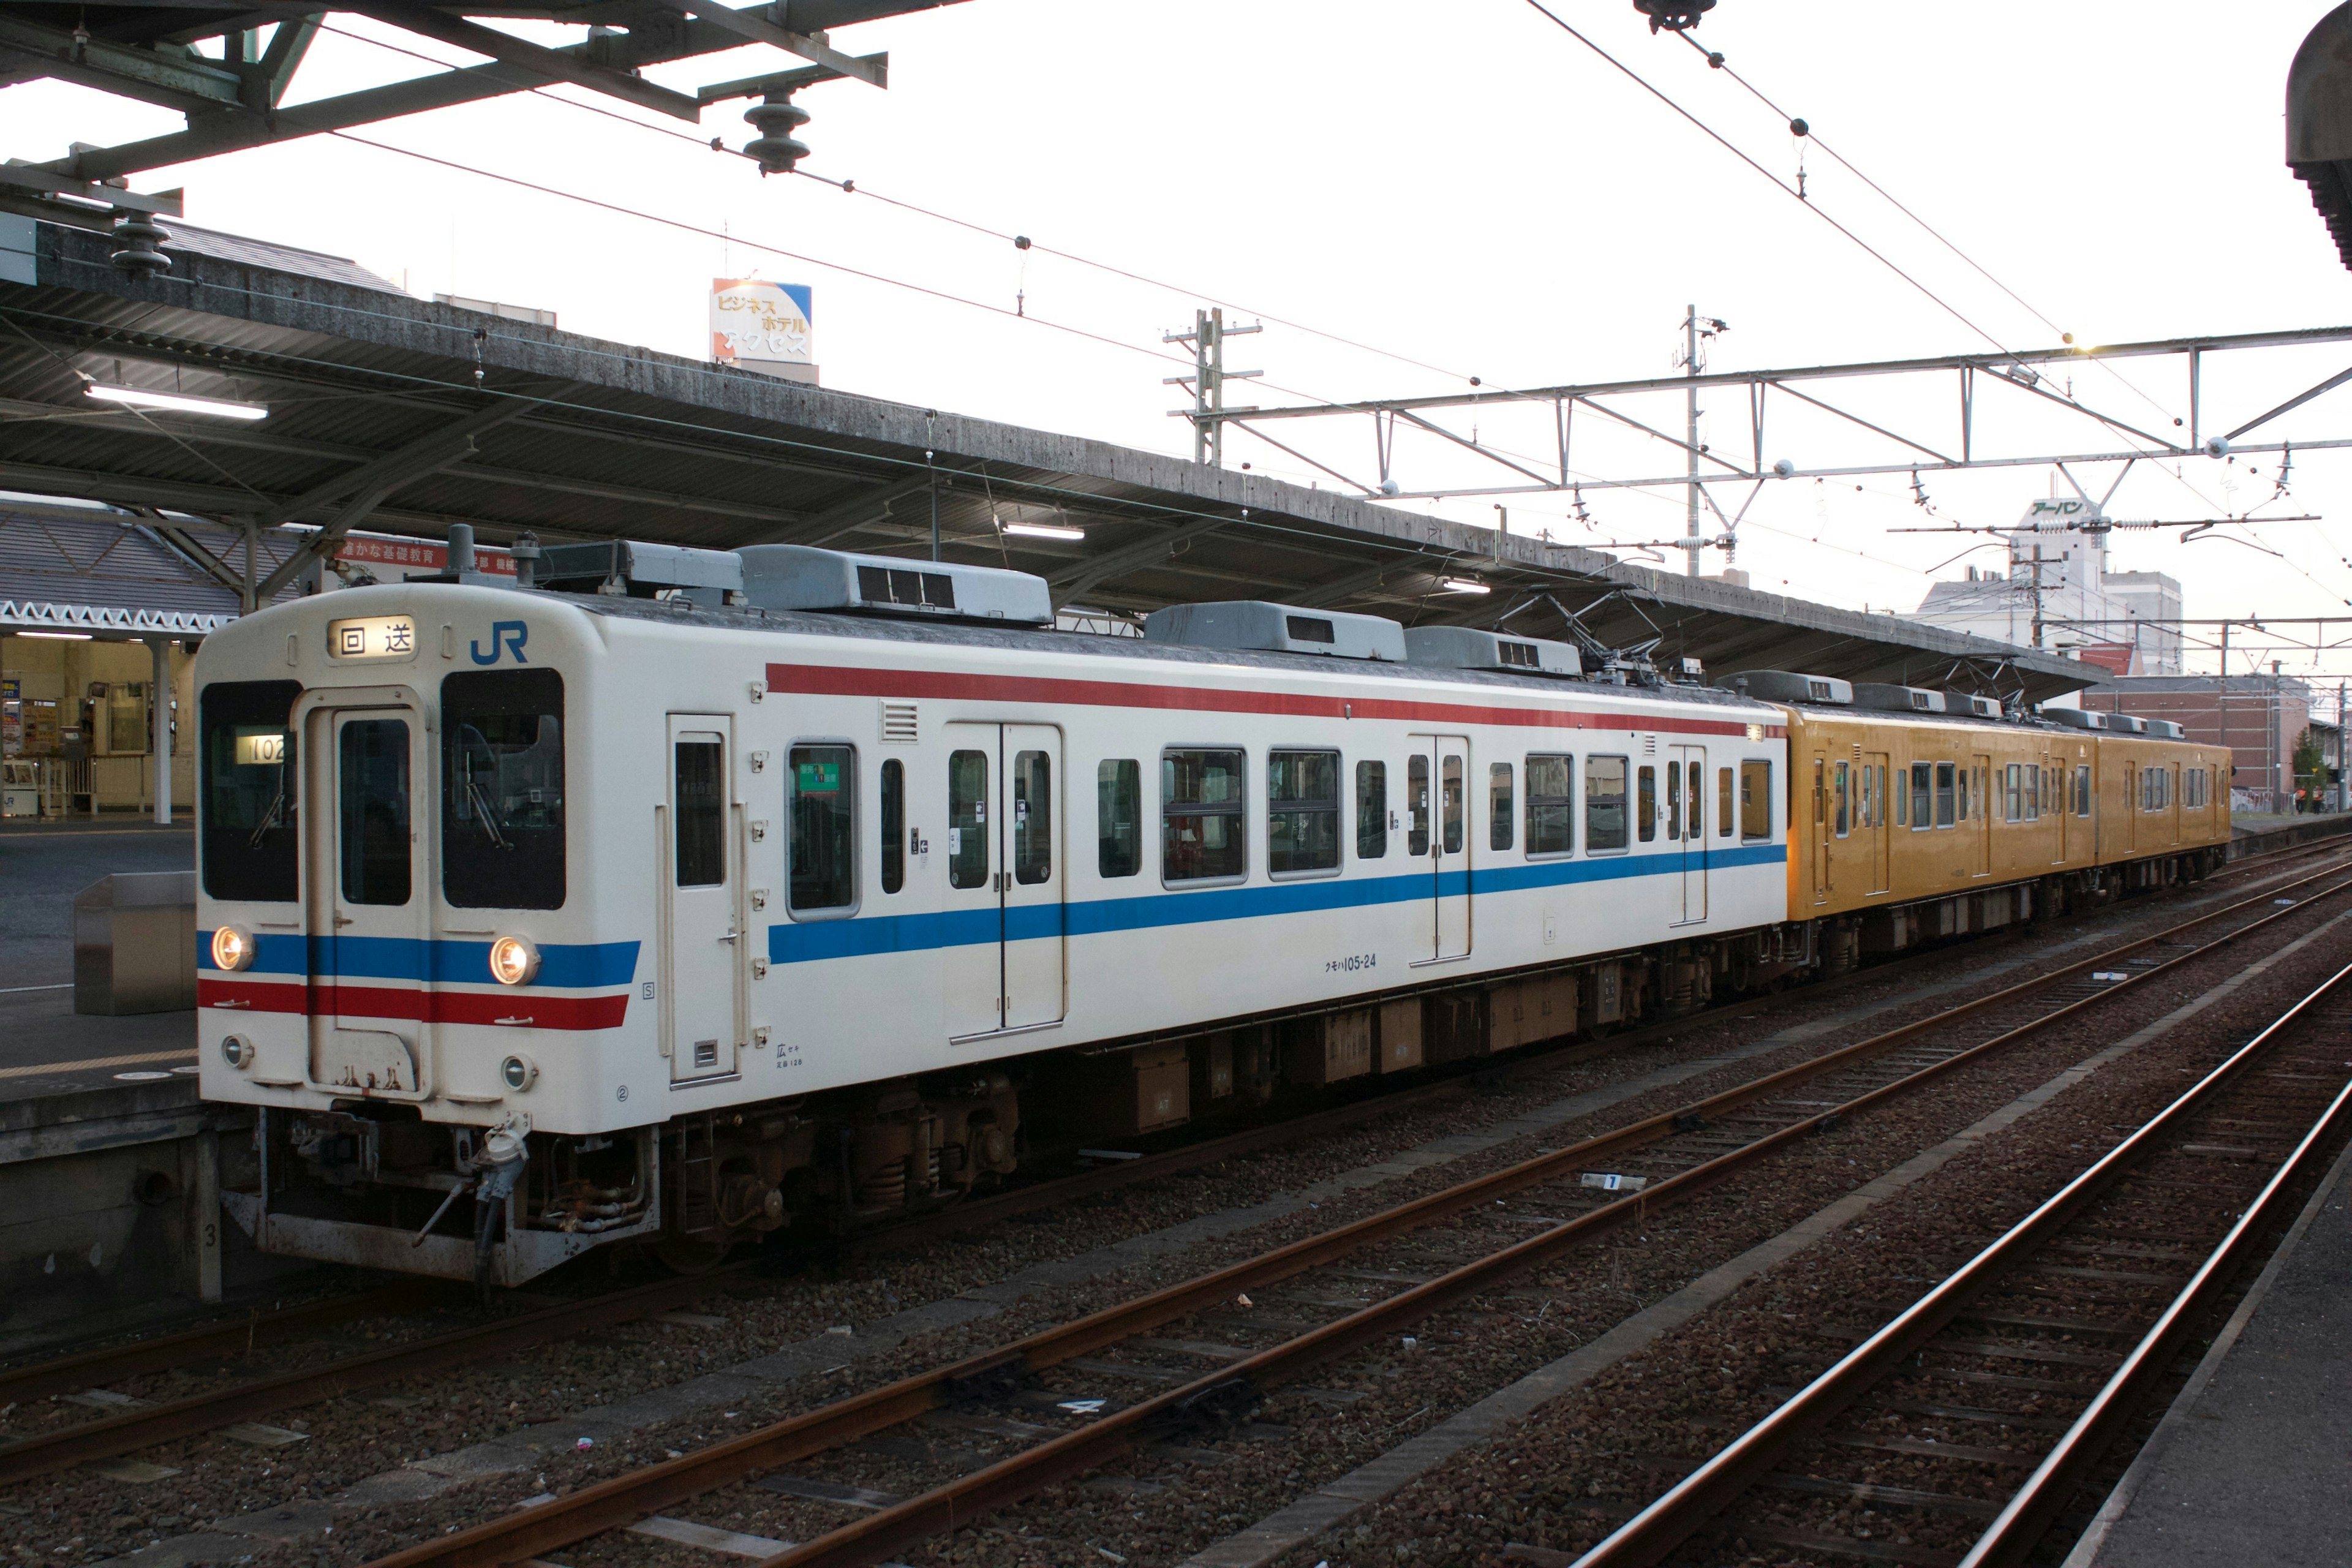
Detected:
left=946, top=722, right=1066, bottom=1038
left=666, top=716, right=739, bottom=1084
left=200, top=679, right=301, bottom=902
left=442, top=669, right=565, bottom=910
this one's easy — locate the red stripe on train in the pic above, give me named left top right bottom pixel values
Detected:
left=764, top=662, right=1782, bottom=739
left=197, top=979, right=629, bottom=1030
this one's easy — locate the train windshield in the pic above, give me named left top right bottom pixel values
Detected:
left=441, top=669, right=566, bottom=909
left=200, top=679, right=301, bottom=901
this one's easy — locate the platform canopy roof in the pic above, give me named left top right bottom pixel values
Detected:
left=0, top=218, right=2097, bottom=701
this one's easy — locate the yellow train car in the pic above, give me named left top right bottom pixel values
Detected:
left=1730, top=672, right=2230, bottom=971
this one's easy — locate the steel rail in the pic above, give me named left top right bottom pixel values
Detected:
left=359, top=858, right=2352, bottom=1568
left=0, top=1267, right=748, bottom=1484
left=1572, top=959, right=2352, bottom=1568
left=1957, top=1061, right=2352, bottom=1565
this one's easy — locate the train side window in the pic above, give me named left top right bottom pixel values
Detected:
left=1268, top=748, right=1341, bottom=875
left=1587, top=755, right=1629, bottom=853
left=1164, top=748, right=1246, bottom=884
left=1098, top=760, right=1142, bottom=878
left=1832, top=761, right=1850, bottom=838
left=2024, top=763, right=2040, bottom=822
left=2076, top=763, right=2092, bottom=816
left=1667, top=761, right=1683, bottom=840
left=1441, top=755, right=1465, bottom=854
left=443, top=668, right=565, bottom=910
left=788, top=744, right=856, bottom=911
left=1012, top=749, right=1052, bottom=886
left=1935, top=762, right=1956, bottom=828
left=201, top=679, right=301, bottom=902
left=1717, top=766, right=1733, bottom=837
left=1526, top=755, right=1573, bottom=856
left=1490, top=763, right=1515, bottom=852
left=948, top=748, right=989, bottom=890
left=1637, top=764, right=1657, bottom=842
left=880, top=758, right=905, bottom=894
left=1356, top=761, right=1389, bottom=859
left=1892, top=766, right=1905, bottom=826
left=2003, top=763, right=2021, bottom=823
left=1740, top=760, right=1771, bottom=840
left=1408, top=756, right=1430, bottom=856
left=671, top=736, right=725, bottom=889
left=1910, top=762, right=1932, bottom=830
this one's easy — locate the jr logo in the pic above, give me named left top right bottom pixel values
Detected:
left=469, top=620, right=529, bottom=665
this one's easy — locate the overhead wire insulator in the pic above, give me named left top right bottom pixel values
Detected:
left=742, top=92, right=810, bottom=175
left=1634, top=0, right=1714, bottom=31
left=109, top=211, right=170, bottom=278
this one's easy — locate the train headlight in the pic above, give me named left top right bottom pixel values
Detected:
left=210, top=924, right=255, bottom=972
left=500, top=1054, right=538, bottom=1092
left=488, top=935, right=540, bottom=986
left=221, top=1035, right=252, bottom=1069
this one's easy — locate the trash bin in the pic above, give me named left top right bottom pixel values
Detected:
left=74, top=871, right=198, bottom=1015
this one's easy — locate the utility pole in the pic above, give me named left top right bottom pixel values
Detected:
left=1675, top=306, right=1728, bottom=577
left=1164, top=308, right=1262, bottom=467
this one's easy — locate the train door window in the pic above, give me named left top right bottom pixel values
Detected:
left=1489, top=763, right=1515, bottom=853
left=200, top=679, right=300, bottom=902
left=1667, top=761, right=1684, bottom=840
left=880, top=758, right=906, bottom=894
left=1011, top=748, right=1052, bottom=885
left=1910, top=763, right=1932, bottom=830
left=442, top=668, right=565, bottom=910
left=948, top=748, right=989, bottom=890
left=339, top=720, right=412, bottom=906
left=1953, top=766, right=1969, bottom=823
left=1587, top=755, right=1629, bottom=852
left=1832, top=761, right=1850, bottom=838
left=1356, top=761, right=1388, bottom=859
left=674, top=736, right=725, bottom=888
left=1740, top=760, right=1771, bottom=840
left=1408, top=756, right=1430, bottom=856
left=2076, top=763, right=2093, bottom=816
left=1268, top=749, right=1341, bottom=875
left=1935, top=763, right=1956, bottom=828
left=1164, top=748, right=1245, bottom=884
left=788, top=745, right=856, bottom=911
left=1526, top=755, right=1573, bottom=855
left=1812, top=760, right=1825, bottom=826
left=1854, top=762, right=1872, bottom=831
left=1686, top=761, right=1703, bottom=840
left=1637, top=764, right=1658, bottom=843
left=1098, top=760, right=1142, bottom=878
left=1441, top=755, right=1466, bottom=854
left=1717, top=767, right=1733, bottom=837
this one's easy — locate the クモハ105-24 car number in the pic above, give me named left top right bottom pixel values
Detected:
left=1324, top=953, right=1378, bottom=974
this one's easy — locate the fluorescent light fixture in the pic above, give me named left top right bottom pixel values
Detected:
left=17, top=630, right=92, bottom=639
left=84, top=383, right=268, bottom=421
left=1003, top=521, right=1087, bottom=541
left=1439, top=578, right=1492, bottom=594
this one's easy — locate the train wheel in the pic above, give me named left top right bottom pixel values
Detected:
left=655, top=1234, right=731, bottom=1275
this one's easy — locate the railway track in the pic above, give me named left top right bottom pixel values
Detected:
left=4, top=842, right=2322, bottom=1487
left=1569, top=959, right=2352, bottom=1568
left=341, top=845, right=2352, bottom=1568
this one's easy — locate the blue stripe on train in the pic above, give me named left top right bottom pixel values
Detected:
left=197, top=933, right=640, bottom=988
left=766, top=842, right=1789, bottom=965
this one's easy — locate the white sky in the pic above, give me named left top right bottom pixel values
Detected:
left=9, top=0, right=2352, bottom=683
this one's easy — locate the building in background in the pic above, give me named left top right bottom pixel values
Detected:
left=711, top=278, right=818, bottom=385
left=2076, top=671, right=2321, bottom=812
left=1908, top=498, right=2184, bottom=675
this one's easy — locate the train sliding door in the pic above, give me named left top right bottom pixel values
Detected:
left=664, top=716, right=741, bottom=1085
left=1672, top=743, right=1708, bottom=923
left=941, top=722, right=1066, bottom=1041
left=1864, top=750, right=1891, bottom=894
left=305, top=694, right=431, bottom=1096
left=1409, top=734, right=1472, bottom=963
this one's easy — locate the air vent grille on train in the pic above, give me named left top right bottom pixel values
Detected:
left=1142, top=601, right=1407, bottom=660
left=736, top=545, right=1052, bottom=624
left=1403, top=626, right=1581, bottom=677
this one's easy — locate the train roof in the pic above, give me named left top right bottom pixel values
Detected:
left=1771, top=695, right=2203, bottom=744
left=548, top=587, right=1781, bottom=715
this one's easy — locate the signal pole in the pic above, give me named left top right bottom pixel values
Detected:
left=1164, top=308, right=1262, bottom=467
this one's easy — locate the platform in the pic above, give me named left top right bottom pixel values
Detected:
left=2063, top=1134, right=2352, bottom=1568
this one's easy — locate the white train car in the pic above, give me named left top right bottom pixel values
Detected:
left=193, top=543, right=1790, bottom=1285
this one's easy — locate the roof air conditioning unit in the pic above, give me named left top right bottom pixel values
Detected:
left=736, top=545, right=1052, bottom=625
left=1143, top=601, right=1406, bottom=661
left=1402, top=627, right=1581, bottom=677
